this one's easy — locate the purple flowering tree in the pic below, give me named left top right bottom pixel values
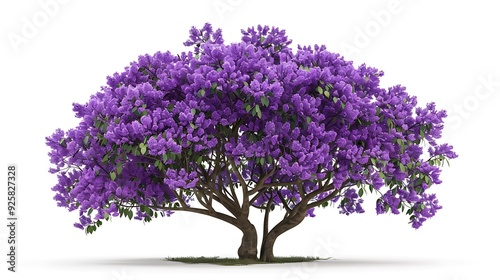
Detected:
left=46, top=23, right=457, bottom=262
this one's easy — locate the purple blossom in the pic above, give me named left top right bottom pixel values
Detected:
left=338, top=189, right=365, bottom=215
left=46, top=23, right=457, bottom=236
left=428, top=143, right=458, bottom=159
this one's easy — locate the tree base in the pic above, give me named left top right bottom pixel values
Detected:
left=166, top=256, right=322, bottom=265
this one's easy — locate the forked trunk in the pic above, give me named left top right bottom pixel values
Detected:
left=259, top=208, right=308, bottom=262
left=237, top=222, right=258, bottom=260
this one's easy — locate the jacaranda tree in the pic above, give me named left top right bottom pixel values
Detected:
left=46, top=23, right=457, bottom=262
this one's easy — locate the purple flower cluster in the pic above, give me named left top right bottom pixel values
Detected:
left=46, top=23, right=457, bottom=232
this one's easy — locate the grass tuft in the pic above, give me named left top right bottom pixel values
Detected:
left=165, top=256, right=327, bottom=266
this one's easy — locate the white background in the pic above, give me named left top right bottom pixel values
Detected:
left=1, top=0, right=499, bottom=279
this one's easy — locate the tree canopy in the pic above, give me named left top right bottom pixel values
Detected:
left=46, top=23, right=457, bottom=261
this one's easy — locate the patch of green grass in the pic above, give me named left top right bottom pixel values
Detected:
left=165, top=256, right=327, bottom=266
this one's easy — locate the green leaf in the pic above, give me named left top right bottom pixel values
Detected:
left=95, top=120, right=102, bottom=129
left=266, top=155, right=273, bottom=164
left=424, top=175, right=430, bottom=184
left=396, top=139, right=404, bottom=147
left=245, top=104, right=252, bottom=112
left=316, top=86, right=324, bottom=95
left=117, top=162, right=123, bottom=175
left=322, top=201, right=329, bottom=208
left=306, top=116, right=311, bottom=124
left=358, top=188, right=364, bottom=197
left=83, top=135, right=90, bottom=146
left=333, top=97, right=338, bottom=103
left=370, top=158, right=377, bottom=165
left=197, top=89, right=205, bottom=97
left=387, top=119, right=394, bottom=129
left=110, top=172, right=116, bottom=181
left=399, top=163, right=406, bottom=172
left=196, top=156, right=203, bottom=165
left=190, top=123, right=197, bottom=129
left=87, top=208, right=93, bottom=215
left=255, top=105, right=262, bottom=119
left=102, top=153, right=109, bottom=164
left=141, top=145, right=147, bottom=155
left=191, top=108, right=196, bottom=115
left=324, top=90, right=330, bottom=98
left=260, top=96, right=270, bottom=107
left=420, top=125, right=425, bottom=139
left=259, top=157, right=265, bottom=165
left=86, top=226, right=94, bottom=234
left=385, top=204, right=390, bottom=213
left=420, top=204, right=425, bottom=210
left=59, top=138, right=67, bottom=147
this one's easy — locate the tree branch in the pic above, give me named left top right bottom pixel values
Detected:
left=152, top=204, right=240, bottom=227
left=306, top=189, right=341, bottom=209
left=276, top=188, right=291, bottom=214
left=248, top=164, right=276, bottom=196
left=228, top=157, right=248, bottom=192
left=261, top=191, right=273, bottom=251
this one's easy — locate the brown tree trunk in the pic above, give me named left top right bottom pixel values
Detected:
left=237, top=222, right=258, bottom=260
left=259, top=208, right=308, bottom=262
